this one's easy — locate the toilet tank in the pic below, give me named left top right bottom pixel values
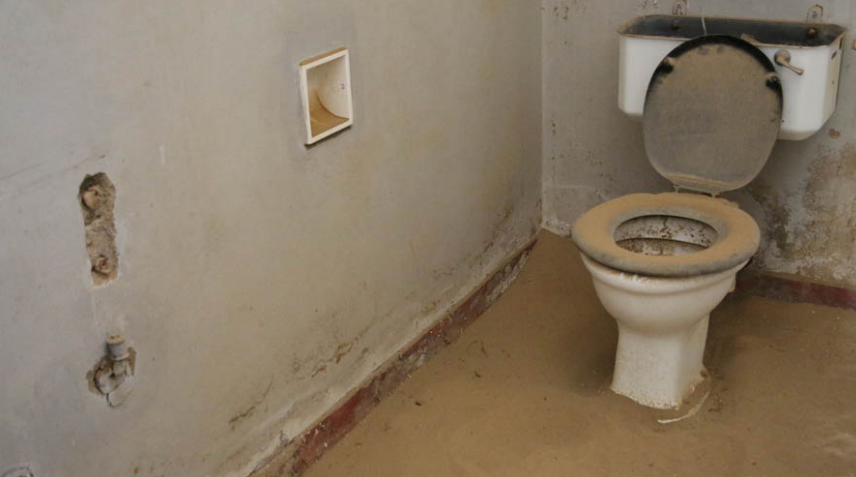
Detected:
left=618, top=15, right=848, bottom=140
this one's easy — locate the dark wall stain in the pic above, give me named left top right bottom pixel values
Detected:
left=746, top=179, right=791, bottom=258
left=749, top=143, right=856, bottom=286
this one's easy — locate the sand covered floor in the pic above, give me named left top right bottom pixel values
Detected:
left=305, top=232, right=856, bottom=477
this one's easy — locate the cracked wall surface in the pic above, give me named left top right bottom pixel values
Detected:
left=542, top=0, right=856, bottom=288
left=0, top=1, right=541, bottom=476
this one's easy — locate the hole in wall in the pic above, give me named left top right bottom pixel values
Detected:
left=78, top=173, right=118, bottom=285
left=613, top=215, right=718, bottom=256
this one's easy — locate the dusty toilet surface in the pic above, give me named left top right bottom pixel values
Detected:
left=304, top=231, right=856, bottom=477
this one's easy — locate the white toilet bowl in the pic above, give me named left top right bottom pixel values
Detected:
left=573, top=192, right=760, bottom=408
left=567, top=33, right=836, bottom=409
left=581, top=254, right=746, bottom=408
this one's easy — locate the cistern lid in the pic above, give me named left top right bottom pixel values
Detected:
left=643, top=35, right=783, bottom=195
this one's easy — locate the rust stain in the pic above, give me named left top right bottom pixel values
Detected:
left=829, top=128, right=841, bottom=139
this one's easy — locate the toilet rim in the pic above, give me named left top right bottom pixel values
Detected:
left=571, top=193, right=760, bottom=277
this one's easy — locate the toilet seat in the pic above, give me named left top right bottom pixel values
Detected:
left=643, top=35, right=782, bottom=195
left=572, top=192, right=759, bottom=277
left=572, top=37, right=777, bottom=278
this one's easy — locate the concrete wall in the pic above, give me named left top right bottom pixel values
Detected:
left=543, top=0, right=856, bottom=287
left=0, top=1, right=541, bottom=476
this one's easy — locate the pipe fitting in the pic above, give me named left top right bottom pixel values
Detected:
left=107, top=334, right=129, bottom=360
left=90, top=336, right=136, bottom=407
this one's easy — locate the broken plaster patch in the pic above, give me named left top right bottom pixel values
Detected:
left=78, top=173, right=119, bottom=285
left=87, top=346, right=136, bottom=407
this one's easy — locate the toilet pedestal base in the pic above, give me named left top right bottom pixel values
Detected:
left=611, top=315, right=709, bottom=409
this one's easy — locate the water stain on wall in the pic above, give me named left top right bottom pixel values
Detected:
left=746, top=179, right=792, bottom=257
left=749, top=143, right=856, bottom=286
left=797, top=144, right=856, bottom=282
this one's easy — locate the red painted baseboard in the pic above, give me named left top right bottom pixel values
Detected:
left=251, top=238, right=538, bottom=477
left=736, top=272, right=856, bottom=312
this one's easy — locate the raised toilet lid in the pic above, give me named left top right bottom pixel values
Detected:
left=572, top=193, right=760, bottom=277
left=643, top=35, right=783, bottom=194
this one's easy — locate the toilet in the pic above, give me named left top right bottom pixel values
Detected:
left=571, top=35, right=783, bottom=409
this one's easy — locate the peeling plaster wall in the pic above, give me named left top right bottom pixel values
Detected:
left=542, top=0, right=856, bottom=287
left=0, top=1, right=541, bottom=476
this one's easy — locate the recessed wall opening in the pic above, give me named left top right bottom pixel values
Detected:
left=78, top=173, right=118, bottom=285
left=300, top=47, right=354, bottom=145
left=613, top=214, right=718, bottom=256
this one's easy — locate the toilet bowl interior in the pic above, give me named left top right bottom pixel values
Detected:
left=614, top=215, right=719, bottom=257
